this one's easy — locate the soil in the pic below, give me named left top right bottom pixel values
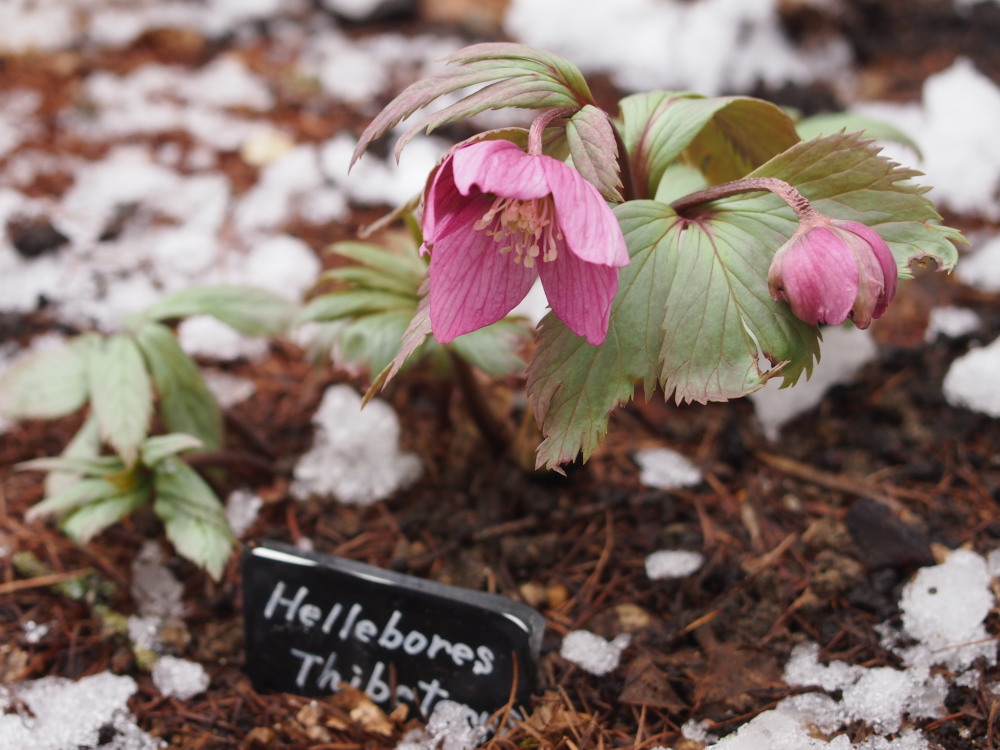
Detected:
left=2, top=1, right=1000, bottom=749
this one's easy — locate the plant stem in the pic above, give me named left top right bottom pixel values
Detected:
left=670, top=177, right=817, bottom=220
left=446, top=349, right=512, bottom=457
left=611, top=122, right=638, bottom=202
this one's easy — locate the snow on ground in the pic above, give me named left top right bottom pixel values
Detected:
left=654, top=548, right=999, bottom=749
left=151, top=656, right=210, bottom=700
left=394, top=700, right=489, bottom=750
left=504, top=0, right=852, bottom=96
left=751, top=325, right=877, bottom=440
left=855, top=59, right=1000, bottom=221
left=291, top=384, right=423, bottom=505
left=559, top=630, right=631, bottom=676
left=633, top=447, right=703, bottom=489
left=942, top=335, right=1000, bottom=417
left=645, top=549, right=705, bottom=579
left=0, top=672, right=162, bottom=750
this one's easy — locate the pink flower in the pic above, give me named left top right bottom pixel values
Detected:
left=767, top=214, right=898, bottom=329
left=421, top=139, right=629, bottom=345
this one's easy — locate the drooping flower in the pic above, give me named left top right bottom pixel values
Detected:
left=767, top=213, right=898, bottom=329
left=420, top=139, right=629, bottom=345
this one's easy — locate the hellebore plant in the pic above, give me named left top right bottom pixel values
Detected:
left=422, top=134, right=629, bottom=345
left=346, top=43, right=964, bottom=470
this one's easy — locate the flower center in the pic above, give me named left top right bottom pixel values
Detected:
left=473, top=195, right=562, bottom=268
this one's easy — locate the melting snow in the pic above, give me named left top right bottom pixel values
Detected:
left=202, top=370, right=256, bottom=409
left=857, top=59, right=1000, bottom=221
left=924, top=305, right=981, bottom=341
left=151, top=656, right=210, bottom=700
left=560, top=630, right=631, bottom=676
left=942, top=336, right=1000, bottom=417
left=955, top=233, right=1000, bottom=291
left=505, top=0, right=851, bottom=95
left=292, top=385, right=423, bottom=505
left=634, top=447, right=702, bottom=489
left=751, top=325, right=877, bottom=440
left=394, top=701, right=489, bottom=750
left=225, top=488, right=265, bottom=538
left=645, top=549, right=705, bottom=580
left=0, top=672, right=162, bottom=750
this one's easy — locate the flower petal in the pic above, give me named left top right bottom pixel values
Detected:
left=452, top=140, right=550, bottom=201
left=541, top=157, right=629, bottom=267
left=428, top=226, right=537, bottom=343
left=773, top=227, right=859, bottom=326
left=538, top=248, right=619, bottom=344
left=834, top=219, right=898, bottom=318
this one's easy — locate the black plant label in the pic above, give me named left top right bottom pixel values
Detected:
left=241, top=541, right=545, bottom=723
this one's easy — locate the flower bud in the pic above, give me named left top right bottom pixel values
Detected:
left=767, top=215, right=898, bottom=329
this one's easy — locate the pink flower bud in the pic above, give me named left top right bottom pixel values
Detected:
left=767, top=215, right=898, bottom=329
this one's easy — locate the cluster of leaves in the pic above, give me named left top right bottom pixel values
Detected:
left=295, top=233, right=530, bottom=380
left=0, top=286, right=294, bottom=579
left=351, top=43, right=964, bottom=469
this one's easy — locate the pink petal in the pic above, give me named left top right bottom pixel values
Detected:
left=428, top=223, right=537, bottom=343
left=541, top=157, right=629, bottom=267
left=777, top=228, right=859, bottom=325
left=834, top=219, right=898, bottom=317
left=538, top=248, right=620, bottom=344
left=451, top=140, right=550, bottom=201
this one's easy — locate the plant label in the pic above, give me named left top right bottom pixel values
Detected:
left=241, top=541, right=545, bottom=720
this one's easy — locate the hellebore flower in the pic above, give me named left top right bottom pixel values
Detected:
left=767, top=214, right=898, bottom=329
left=420, top=139, right=629, bottom=345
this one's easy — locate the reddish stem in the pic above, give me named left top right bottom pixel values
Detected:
left=670, top=177, right=817, bottom=220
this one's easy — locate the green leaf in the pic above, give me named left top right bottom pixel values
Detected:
left=136, top=322, right=222, bottom=451
left=796, top=112, right=922, bottom=158
left=527, top=201, right=688, bottom=469
left=566, top=105, right=622, bottom=203
left=325, top=238, right=427, bottom=290
left=88, top=335, right=154, bottom=465
left=153, top=456, right=235, bottom=580
left=682, top=97, right=800, bottom=184
left=26, top=476, right=123, bottom=522
left=62, top=481, right=150, bottom=543
left=335, top=310, right=416, bottom=376
left=45, top=414, right=103, bottom=497
left=720, top=131, right=965, bottom=274
left=352, top=43, right=593, bottom=164
left=294, top=290, right=416, bottom=327
left=137, top=285, right=295, bottom=336
left=366, top=293, right=433, bottom=401
left=448, top=320, right=530, bottom=377
left=619, top=92, right=798, bottom=199
left=18, top=455, right=126, bottom=476
left=0, top=336, right=94, bottom=420
left=141, top=433, right=203, bottom=467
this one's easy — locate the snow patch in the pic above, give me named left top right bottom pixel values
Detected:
left=956, top=233, right=1000, bottom=292
left=857, top=59, right=1000, bottom=221
left=943, top=336, right=1000, bottom=417
left=292, top=385, right=423, bottom=505
left=225, top=488, right=264, bottom=538
left=560, top=630, right=631, bottom=676
left=504, top=0, right=852, bottom=96
left=924, top=305, right=981, bottom=341
left=634, top=447, right=702, bottom=489
left=751, top=325, right=877, bottom=440
left=645, top=550, right=705, bottom=580
left=394, top=700, right=489, bottom=750
left=0, top=672, right=161, bottom=750
left=152, top=656, right=210, bottom=700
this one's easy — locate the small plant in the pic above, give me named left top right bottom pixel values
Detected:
left=0, top=285, right=295, bottom=578
left=348, top=43, right=964, bottom=469
left=295, top=233, right=531, bottom=380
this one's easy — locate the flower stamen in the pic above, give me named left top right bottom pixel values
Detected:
left=476, top=195, right=561, bottom=268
